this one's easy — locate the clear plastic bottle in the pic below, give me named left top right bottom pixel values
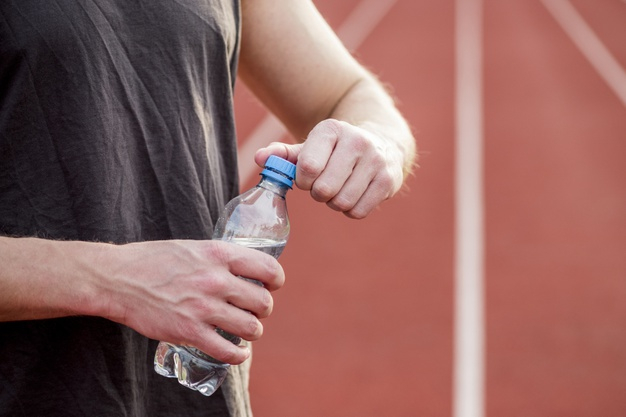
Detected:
left=154, top=155, right=296, bottom=396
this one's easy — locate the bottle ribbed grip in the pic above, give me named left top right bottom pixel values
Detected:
left=261, top=155, right=296, bottom=188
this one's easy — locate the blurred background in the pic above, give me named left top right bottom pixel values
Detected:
left=233, top=0, right=626, bottom=416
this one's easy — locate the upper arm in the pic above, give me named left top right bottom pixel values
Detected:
left=238, top=0, right=367, bottom=140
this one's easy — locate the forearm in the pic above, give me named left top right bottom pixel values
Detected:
left=240, top=0, right=416, bottom=182
left=0, top=237, right=108, bottom=322
left=0, top=236, right=284, bottom=364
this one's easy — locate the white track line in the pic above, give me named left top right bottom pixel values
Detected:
left=542, top=0, right=626, bottom=109
left=453, top=0, right=485, bottom=415
left=334, top=0, right=399, bottom=50
left=237, top=0, right=399, bottom=183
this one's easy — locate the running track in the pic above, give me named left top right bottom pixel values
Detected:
left=233, top=1, right=626, bottom=416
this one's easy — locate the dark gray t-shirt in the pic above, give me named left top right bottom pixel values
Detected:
left=0, top=1, right=241, bottom=415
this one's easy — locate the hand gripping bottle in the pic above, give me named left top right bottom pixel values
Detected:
left=154, top=155, right=296, bottom=396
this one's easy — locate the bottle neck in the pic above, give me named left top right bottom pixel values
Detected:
left=258, top=175, right=290, bottom=198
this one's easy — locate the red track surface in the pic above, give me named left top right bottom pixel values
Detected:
left=234, top=1, right=626, bottom=416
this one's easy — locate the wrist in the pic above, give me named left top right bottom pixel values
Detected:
left=357, top=120, right=416, bottom=183
left=64, top=239, right=123, bottom=320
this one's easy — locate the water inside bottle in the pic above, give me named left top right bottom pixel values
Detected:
left=227, top=237, right=286, bottom=259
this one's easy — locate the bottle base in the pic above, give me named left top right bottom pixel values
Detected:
left=154, top=341, right=229, bottom=397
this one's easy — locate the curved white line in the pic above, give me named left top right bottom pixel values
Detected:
left=542, top=0, right=626, bottom=109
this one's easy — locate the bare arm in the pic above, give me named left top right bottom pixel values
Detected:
left=0, top=236, right=284, bottom=364
left=239, top=0, right=416, bottom=218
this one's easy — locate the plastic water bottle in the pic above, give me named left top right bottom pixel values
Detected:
left=154, top=155, right=296, bottom=396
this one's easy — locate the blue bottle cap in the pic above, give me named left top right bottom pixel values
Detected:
left=261, top=155, right=296, bottom=188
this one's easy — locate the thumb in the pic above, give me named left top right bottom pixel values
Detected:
left=254, top=142, right=304, bottom=168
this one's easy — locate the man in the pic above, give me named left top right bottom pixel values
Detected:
left=0, top=0, right=416, bottom=416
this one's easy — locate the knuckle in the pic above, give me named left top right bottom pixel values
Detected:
left=257, top=289, right=273, bottom=318
left=375, top=170, right=398, bottom=196
left=377, top=173, right=395, bottom=194
left=329, top=195, right=355, bottom=212
left=245, top=317, right=263, bottom=340
left=312, top=118, right=343, bottom=136
left=311, top=181, right=336, bottom=202
left=260, top=255, right=280, bottom=280
left=298, top=156, right=324, bottom=178
left=205, top=240, right=229, bottom=264
left=370, top=155, right=386, bottom=171
left=347, top=135, right=369, bottom=154
left=273, top=265, right=286, bottom=290
left=213, top=343, right=241, bottom=365
left=346, top=206, right=369, bottom=219
left=249, top=257, right=283, bottom=292
left=203, top=271, right=229, bottom=296
left=178, top=320, right=204, bottom=346
left=195, top=298, right=220, bottom=320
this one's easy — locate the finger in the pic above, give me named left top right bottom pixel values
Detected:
left=308, top=132, right=366, bottom=203
left=191, top=323, right=252, bottom=365
left=208, top=241, right=285, bottom=291
left=296, top=121, right=340, bottom=190
left=225, top=277, right=274, bottom=319
left=254, top=142, right=303, bottom=167
left=325, top=161, right=375, bottom=213
left=343, top=171, right=396, bottom=219
left=207, top=301, right=266, bottom=342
